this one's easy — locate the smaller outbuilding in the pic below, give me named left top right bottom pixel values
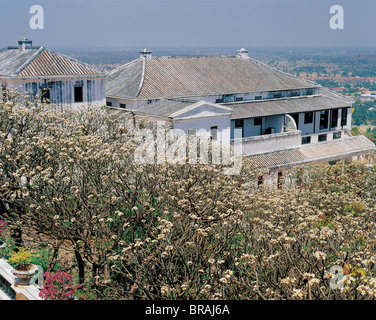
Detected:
left=0, top=38, right=106, bottom=109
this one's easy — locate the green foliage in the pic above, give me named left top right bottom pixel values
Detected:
left=29, top=247, right=61, bottom=272
left=352, top=99, right=376, bottom=127
left=344, top=203, right=366, bottom=216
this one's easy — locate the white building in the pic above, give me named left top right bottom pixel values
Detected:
left=105, top=48, right=375, bottom=185
left=0, top=38, right=106, bottom=109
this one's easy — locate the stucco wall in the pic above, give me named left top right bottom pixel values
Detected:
left=173, top=115, right=231, bottom=143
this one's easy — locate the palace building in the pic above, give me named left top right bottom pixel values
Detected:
left=105, top=48, right=375, bottom=185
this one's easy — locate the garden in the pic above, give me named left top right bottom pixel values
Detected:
left=1, top=91, right=376, bottom=300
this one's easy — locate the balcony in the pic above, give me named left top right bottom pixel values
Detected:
left=231, top=130, right=302, bottom=156
left=0, top=258, right=41, bottom=300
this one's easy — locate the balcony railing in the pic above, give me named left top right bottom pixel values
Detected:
left=0, top=258, right=41, bottom=300
left=231, top=130, right=302, bottom=156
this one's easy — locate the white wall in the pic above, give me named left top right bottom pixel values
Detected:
left=173, top=115, right=231, bottom=143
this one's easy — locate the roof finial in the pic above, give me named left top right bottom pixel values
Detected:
left=18, top=38, right=33, bottom=51
left=237, top=48, right=249, bottom=59
left=140, top=48, right=152, bottom=61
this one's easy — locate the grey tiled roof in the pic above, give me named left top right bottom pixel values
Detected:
left=105, top=55, right=319, bottom=100
left=127, top=87, right=351, bottom=120
left=0, top=47, right=41, bottom=77
left=226, top=91, right=351, bottom=120
left=135, top=99, right=193, bottom=118
left=106, top=58, right=144, bottom=99
left=0, top=46, right=103, bottom=78
left=246, top=135, right=375, bottom=170
left=134, top=99, right=232, bottom=119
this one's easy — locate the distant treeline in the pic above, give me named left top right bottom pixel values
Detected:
left=352, top=99, right=376, bottom=126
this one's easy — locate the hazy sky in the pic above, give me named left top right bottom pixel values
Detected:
left=0, top=0, right=375, bottom=50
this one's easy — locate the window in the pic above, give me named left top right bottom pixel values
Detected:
left=119, top=103, right=126, bottom=108
left=215, top=98, right=224, bottom=103
left=304, top=112, right=313, bottom=124
left=41, top=88, right=50, bottom=104
left=302, top=136, right=311, bottom=145
left=147, top=100, right=153, bottom=104
left=235, top=97, right=244, bottom=102
left=318, top=134, right=327, bottom=142
left=106, top=101, right=112, bottom=107
left=331, top=109, right=339, bottom=129
left=254, top=118, right=262, bottom=126
left=74, top=86, right=83, bottom=103
left=210, top=126, right=218, bottom=141
left=333, top=131, right=342, bottom=140
left=290, top=91, right=299, bottom=97
left=306, top=89, right=314, bottom=96
left=319, top=110, right=329, bottom=130
left=258, top=175, right=264, bottom=187
left=235, top=119, right=244, bottom=128
left=273, top=93, right=282, bottom=99
left=341, top=108, right=348, bottom=127
left=234, top=120, right=244, bottom=138
left=277, top=172, right=283, bottom=189
left=255, top=96, right=262, bottom=101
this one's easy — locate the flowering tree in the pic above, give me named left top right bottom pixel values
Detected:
left=2, top=91, right=376, bottom=299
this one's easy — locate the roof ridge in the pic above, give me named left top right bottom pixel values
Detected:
left=135, top=58, right=146, bottom=98
left=320, top=86, right=354, bottom=104
left=15, top=46, right=46, bottom=76
left=107, top=58, right=142, bottom=76
left=246, top=56, right=321, bottom=88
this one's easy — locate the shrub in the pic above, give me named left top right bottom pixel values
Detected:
left=39, top=270, right=82, bottom=300
left=8, top=248, right=34, bottom=267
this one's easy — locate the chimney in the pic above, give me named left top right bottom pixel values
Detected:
left=18, top=38, right=33, bottom=51
left=139, top=48, right=152, bottom=61
left=237, top=48, right=249, bottom=59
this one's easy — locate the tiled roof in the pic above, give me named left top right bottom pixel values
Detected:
left=105, top=56, right=319, bottom=100
left=246, top=135, right=375, bottom=170
left=0, top=46, right=41, bottom=77
left=106, top=59, right=144, bottom=98
left=0, top=46, right=103, bottom=78
left=227, top=90, right=351, bottom=120
left=135, top=99, right=193, bottom=118
left=17, top=49, right=102, bottom=77
left=134, top=99, right=233, bottom=119
left=124, top=86, right=351, bottom=120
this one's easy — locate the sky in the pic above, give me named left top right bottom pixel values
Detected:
left=0, top=0, right=375, bottom=51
